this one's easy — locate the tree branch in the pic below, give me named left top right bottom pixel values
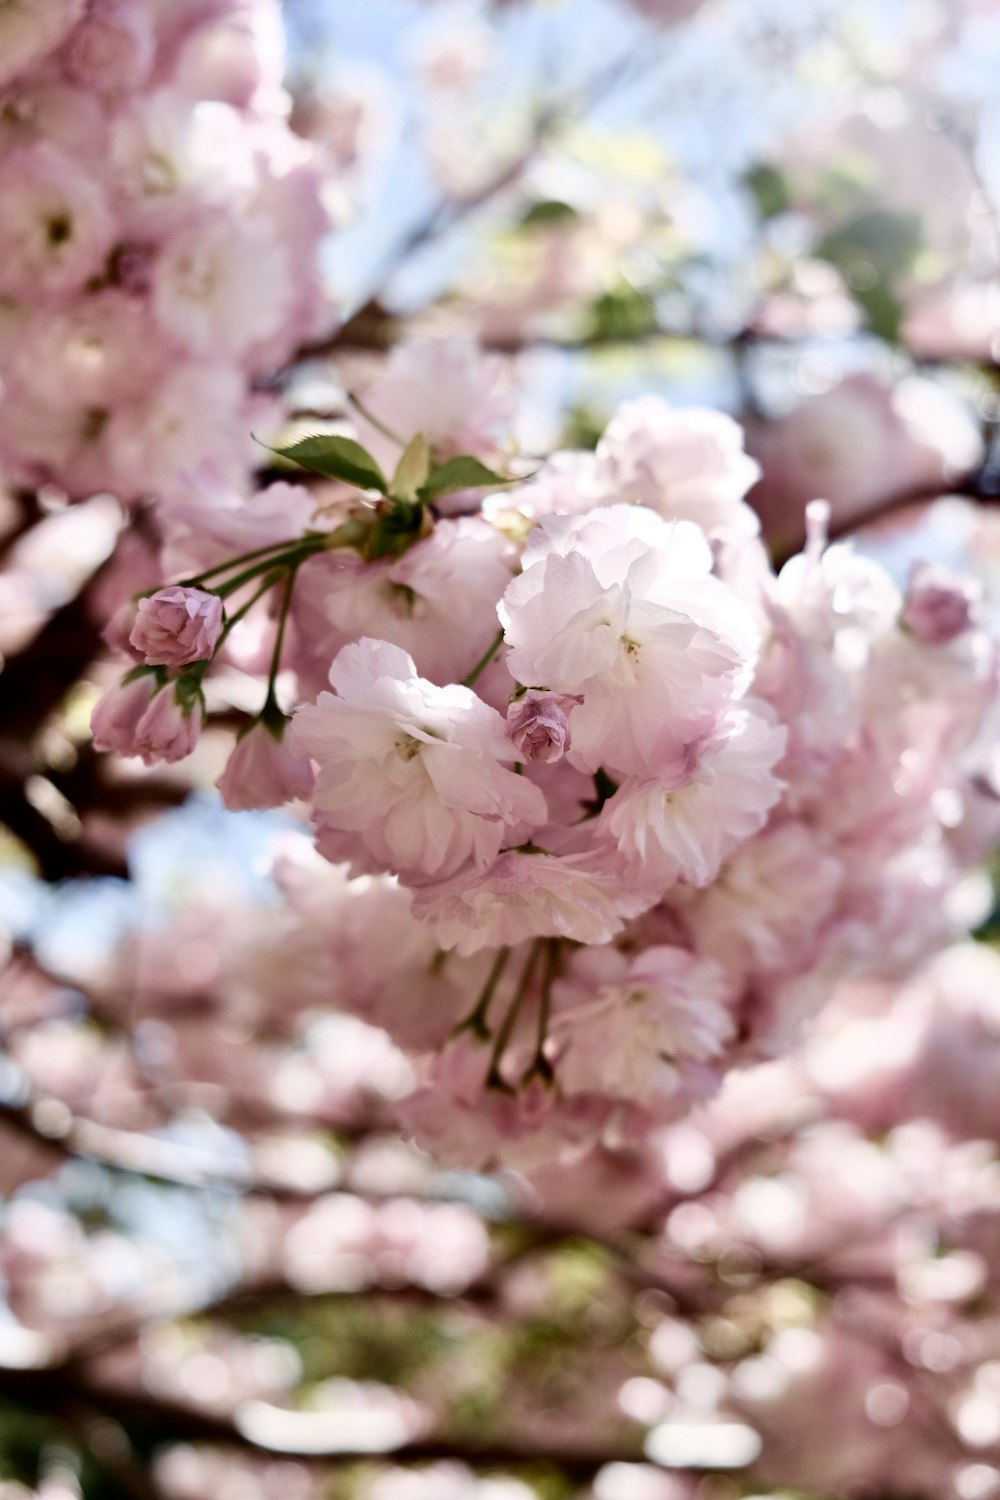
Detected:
left=770, top=469, right=999, bottom=568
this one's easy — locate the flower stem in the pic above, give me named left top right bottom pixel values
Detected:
left=487, top=939, right=545, bottom=1089
left=261, top=565, right=299, bottom=718
left=179, top=537, right=310, bottom=589
left=521, top=939, right=559, bottom=1084
left=347, top=391, right=405, bottom=447
left=207, top=573, right=281, bottom=664
left=462, top=628, right=505, bottom=688
left=179, top=574, right=279, bottom=697
left=452, top=947, right=510, bottom=1040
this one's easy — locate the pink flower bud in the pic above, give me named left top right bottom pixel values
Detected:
left=216, top=720, right=315, bottom=812
left=65, top=1, right=156, bottom=94
left=91, top=673, right=156, bottom=755
left=132, top=685, right=203, bottom=766
left=518, top=1071, right=556, bottom=1126
left=101, top=600, right=142, bottom=659
left=112, top=242, right=154, bottom=296
left=902, top=562, right=980, bottom=646
left=130, top=586, right=224, bottom=668
left=506, top=690, right=583, bottom=764
left=434, top=1031, right=492, bottom=1106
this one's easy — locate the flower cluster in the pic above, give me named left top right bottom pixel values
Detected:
left=90, top=342, right=1000, bottom=1167
left=0, top=0, right=329, bottom=504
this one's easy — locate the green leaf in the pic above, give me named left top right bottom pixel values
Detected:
left=814, top=209, right=922, bottom=344
left=853, top=281, right=905, bottom=344
left=392, top=432, right=431, bottom=502
left=816, top=208, right=922, bottom=281
left=419, top=455, right=516, bottom=500
left=744, top=162, right=791, bottom=220
left=520, top=198, right=580, bottom=229
left=268, top=434, right=388, bottom=493
left=563, top=404, right=605, bottom=451
left=586, top=281, right=658, bottom=343
left=174, top=674, right=206, bottom=715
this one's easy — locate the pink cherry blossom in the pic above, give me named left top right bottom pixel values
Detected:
left=0, top=141, right=114, bottom=302
left=294, top=517, right=515, bottom=690
left=499, top=451, right=608, bottom=521
left=499, top=505, right=757, bottom=775
left=15, top=16, right=1000, bottom=1488
left=746, top=372, right=983, bottom=542
left=411, top=849, right=652, bottom=955
left=774, top=535, right=903, bottom=648
left=596, top=395, right=762, bottom=534
left=160, top=476, right=318, bottom=578
left=0, top=4, right=329, bottom=504
left=291, top=638, right=546, bottom=882
left=102, top=363, right=258, bottom=505
left=598, top=706, right=788, bottom=891
left=400, top=1071, right=610, bottom=1172
left=551, top=945, right=736, bottom=1108
left=680, top=819, right=844, bottom=983
left=151, top=210, right=294, bottom=360
left=0, top=0, right=85, bottom=90
left=10, top=292, right=166, bottom=411
left=72, top=296, right=1000, bottom=1179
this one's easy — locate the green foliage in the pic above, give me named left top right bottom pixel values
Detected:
left=973, top=846, right=1000, bottom=943
left=173, top=673, right=206, bottom=715
left=542, top=1238, right=618, bottom=1315
left=419, top=455, right=516, bottom=500
left=391, top=433, right=431, bottom=503
left=0, top=1402, right=132, bottom=1500
left=519, top=199, right=580, bottom=229
left=226, top=1296, right=480, bottom=1390
left=270, top=432, right=515, bottom=507
left=562, top=404, right=606, bottom=451
left=269, top=434, right=389, bottom=494
left=745, top=162, right=792, bottom=220
left=364, top=499, right=425, bottom=561
left=266, top=435, right=516, bottom=566
left=586, top=280, right=659, bottom=343
left=814, top=208, right=923, bottom=342
left=0, top=1399, right=50, bottom=1486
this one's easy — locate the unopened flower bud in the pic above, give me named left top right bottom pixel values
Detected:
left=507, top=690, right=583, bottom=764
left=518, top=1070, right=556, bottom=1126
left=112, top=242, right=155, bottom=296
left=216, top=719, right=315, bottom=812
left=101, top=600, right=142, bottom=659
left=434, top=1031, right=493, bottom=1106
left=65, top=1, right=156, bottom=94
left=902, top=562, right=980, bottom=646
left=91, top=673, right=157, bottom=755
left=130, top=585, right=224, bottom=668
left=132, top=684, right=203, bottom=765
